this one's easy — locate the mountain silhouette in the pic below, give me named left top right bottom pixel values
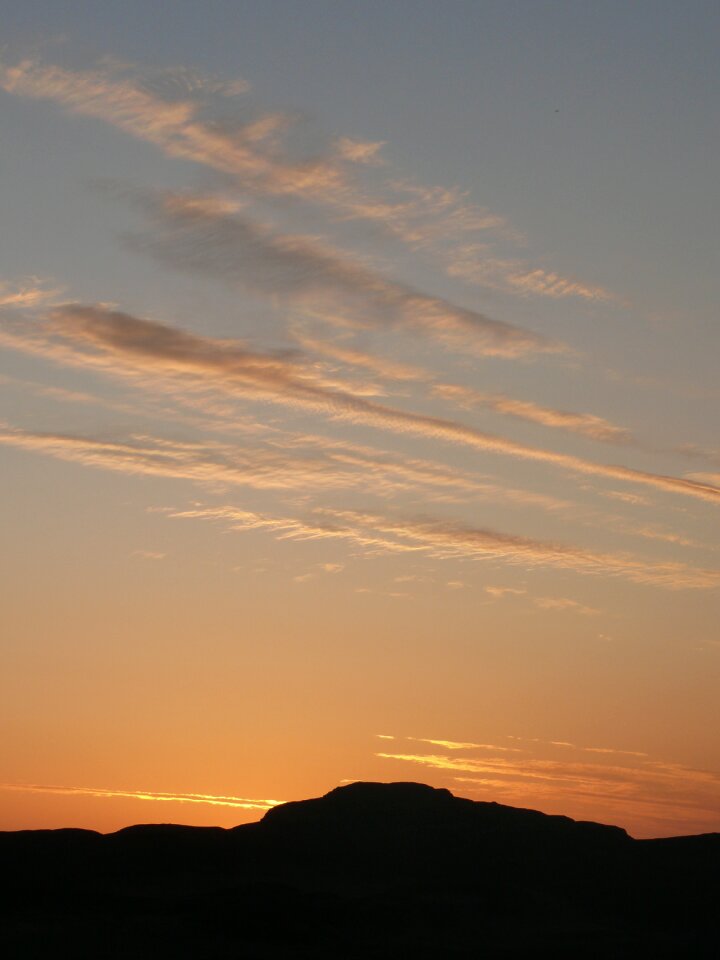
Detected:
left=2, top=781, right=718, bottom=957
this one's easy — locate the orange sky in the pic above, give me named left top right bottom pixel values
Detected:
left=1, top=5, right=719, bottom=840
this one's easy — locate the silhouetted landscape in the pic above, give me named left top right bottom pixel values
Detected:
left=2, top=782, right=718, bottom=957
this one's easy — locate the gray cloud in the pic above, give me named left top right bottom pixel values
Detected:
left=125, top=191, right=557, bottom=358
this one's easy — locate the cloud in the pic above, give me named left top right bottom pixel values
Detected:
left=433, top=383, right=632, bottom=443
left=96, top=55, right=251, bottom=99
left=446, top=252, right=614, bottom=302
left=4, top=303, right=720, bottom=510
left=382, top=731, right=677, bottom=837
left=125, top=190, right=558, bottom=359
left=602, top=517, right=703, bottom=550
left=676, top=444, right=720, bottom=467
left=0, top=372, right=102, bottom=406
left=0, top=424, right=498, bottom=499
left=0, top=781, right=281, bottom=810
left=0, top=55, right=482, bottom=250
left=687, top=471, right=720, bottom=486
left=601, top=490, right=653, bottom=506
left=163, top=503, right=720, bottom=590
left=0, top=57, right=344, bottom=200
left=163, top=504, right=429, bottom=556
left=320, top=509, right=720, bottom=588
left=292, top=328, right=432, bottom=383
left=506, top=267, right=614, bottom=302
left=376, top=743, right=720, bottom=835
left=485, top=585, right=527, bottom=598
left=403, top=736, right=523, bottom=753
left=0, top=56, right=615, bottom=306
left=533, top=596, right=600, bottom=615
left=0, top=277, right=63, bottom=309
left=0, top=413, right=568, bottom=514
left=0, top=427, right=371, bottom=493
left=334, top=136, right=385, bottom=165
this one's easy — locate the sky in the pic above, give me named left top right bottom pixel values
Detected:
left=1, top=1, right=719, bottom=840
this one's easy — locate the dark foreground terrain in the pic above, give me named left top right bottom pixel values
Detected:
left=1, top=781, right=718, bottom=957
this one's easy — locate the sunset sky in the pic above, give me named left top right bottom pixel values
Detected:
left=1, top=1, right=719, bottom=840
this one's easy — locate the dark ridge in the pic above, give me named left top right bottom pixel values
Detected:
left=1, top=781, right=718, bottom=958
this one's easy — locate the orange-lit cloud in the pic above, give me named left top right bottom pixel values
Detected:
left=0, top=782, right=281, bottom=811
left=506, top=267, right=613, bottom=301
left=533, top=596, right=600, bottom=615
left=292, top=328, right=432, bottom=383
left=0, top=423, right=566, bottom=507
left=126, top=190, right=557, bottom=358
left=601, top=490, right=653, bottom=506
left=0, top=58, right=344, bottom=200
left=0, top=56, right=613, bottom=306
left=378, top=734, right=522, bottom=752
left=0, top=277, right=63, bottom=309
left=376, top=742, right=720, bottom=835
left=163, top=503, right=720, bottom=589
left=433, top=383, right=632, bottom=443
left=485, top=585, right=527, bottom=598
left=334, top=136, right=386, bottom=165
left=446, top=251, right=614, bottom=301
left=688, top=471, right=720, bottom=486
left=3, top=304, right=720, bottom=509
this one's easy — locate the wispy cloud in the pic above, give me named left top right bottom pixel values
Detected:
left=0, top=372, right=103, bottom=406
left=125, top=190, right=557, bottom=359
left=533, top=597, right=600, bottom=615
left=447, top=253, right=614, bottom=302
left=334, top=136, right=385, bottom=165
left=95, top=55, right=251, bottom=99
left=376, top=745, right=720, bottom=835
left=505, top=267, right=614, bottom=302
left=676, top=444, right=720, bottom=468
left=0, top=781, right=281, bottom=811
left=163, top=503, right=720, bottom=589
left=0, top=277, right=63, bottom=309
left=485, top=585, right=527, bottom=598
left=292, top=328, right=431, bottom=383
left=378, top=734, right=522, bottom=753
left=601, top=516, right=703, bottom=550
left=601, top=490, right=653, bottom=507
left=0, top=426, right=427, bottom=497
left=0, top=56, right=614, bottom=306
left=320, top=508, right=720, bottom=588
left=0, top=427, right=376, bottom=493
left=433, top=383, right=632, bottom=443
left=0, top=57, right=343, bottom=200
left=162, top=504, right=428, bottom=556
left=0, top=422, right=569, bottom=508
left=687, top=471, right=720, bottom=487
left=506, top=735, right=648, bottom=758
left=3, top=304, right=719, bottom=510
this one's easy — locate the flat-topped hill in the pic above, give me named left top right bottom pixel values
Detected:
left=2, top=782, right=718, bottom=957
